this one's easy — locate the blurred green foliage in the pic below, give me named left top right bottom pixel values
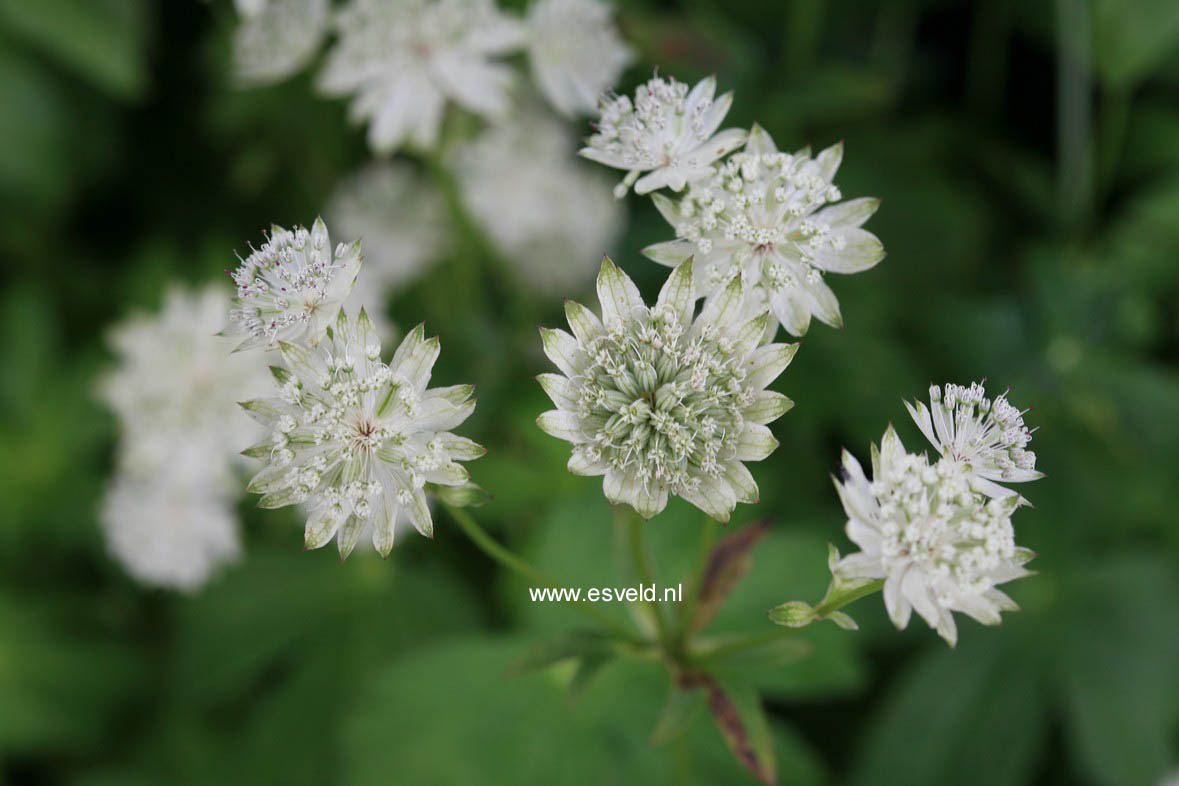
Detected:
left=1, top=0, right=1177, bottom=784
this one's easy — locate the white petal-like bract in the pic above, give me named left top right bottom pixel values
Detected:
left=527, top=0, right=632, bottom=117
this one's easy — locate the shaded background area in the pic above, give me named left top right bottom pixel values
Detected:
left=2, top=0, right=1178, bottom=784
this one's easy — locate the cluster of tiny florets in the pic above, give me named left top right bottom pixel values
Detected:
left=581, top=73, right=746, bottom=196
left=869, top=450, right=1019, bottom=600
left=232, top=0, right=329, bottom=86
left=538, top=258, right=795, bottom=521
left=643, top=126, right=884, bottom=337
left=906, top=380, right=1042, bottom=500
left=571, top=305, right=752, bottom=494
left=227, top=219, right=361, bottom=351
left=241, top=310, right=482, bottom=557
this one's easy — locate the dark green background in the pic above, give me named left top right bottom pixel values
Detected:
left=1, top=0, right=1177, bottom=784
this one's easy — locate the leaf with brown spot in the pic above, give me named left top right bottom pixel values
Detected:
left=680, top=670, right=777, bottom=784
left=691, top=520, right=770, bottom=633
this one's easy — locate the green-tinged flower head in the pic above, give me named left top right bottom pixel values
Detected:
left=537, top=257, right=797, bottom=521
left=831, top=425, right=1035, bottom=647
left=227, top=218, right=362, bottom=352
left=643, top=125, right=884, bottom=337
left=240, top=309, right=484, bottom=558
left=905, top=380, right=1042, bottom=501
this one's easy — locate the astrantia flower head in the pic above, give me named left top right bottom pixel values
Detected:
left=240, top=309, right=484, bottom=558
left=101, top=474, right=241, bottom=592
left=537, top=258, right=797, bottom=521
left=905, top=381, right=1042, bottom=501
left=581, top=72, right=747, bottom=197
left=226, top=218, right=362, bottom=352
left=644, top=124, right=885, bottom=336
left=831, top=426, right=1034, bottom=647
left=319, top=0, right=525, bottom=153
left=233, top=0, right=330, bottom=86
left=527, top=0, right=632, bottom=117
left=456, top=110, right=624, bottom=295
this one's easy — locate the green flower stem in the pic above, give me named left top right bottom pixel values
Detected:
left=692, top=579, right=885, bottom=664
left=443, top=504, right=643, bottom=646
left=620, top=507, right=673, bottom=649
left=813, top=578, right=885, bottom=619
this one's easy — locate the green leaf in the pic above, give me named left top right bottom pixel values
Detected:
left=691, top=521, right=770, bottom=634
left=0, top=0, right=148, bottom=100
left=1092, top=0, right=1179, bottom=87
left=681, top=672, right=777, bottom=785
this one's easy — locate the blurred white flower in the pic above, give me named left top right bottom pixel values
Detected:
left=233, top=0, right=330, bottom=85
left=831, top=425, right=1035, bottom=647
left=526, top=0, right=632, bottom=117
left=905, top=381, right=1043, bottom=501
left=226, top=218, right=362, bottom=352
left=99, top=284, right=270, bottom=479
left=644, top=125, right=884, bottom=336
left=456, top=111, right=624, bottom=295
left=537, top=258, right=796, bottom=521
left=101, top=474, right=241, bottom=592
left=327, top=163, right=448, bottom=339
left=98, top=285, right=268, bottom=591
left=319, top=0, right=525, bottom=153
left=240, top=310, right=484, bottom=558
left=580, top=72, right=746, bottom=197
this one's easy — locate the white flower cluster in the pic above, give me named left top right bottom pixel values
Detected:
left=905, top=381, right=1042, bottom=501
left=527, top=0, right=632, bottom=117
left=643, top=125, right=885, bottom=336
left=581, top=73, right=747, bottom=197
left=537, top=258, right=796, bottom=521
left=225, top=218, right=362, bottom=352
left=240, top=310, right=484, bottom=558
left=831, top=426, right=1035, bottom=647
left=98, top=286, right=269, bottom=591
left=327, top=163, right=448, bottom=339
left=232, top=0, right=330, bottom=86
left=456, top=110, right=624, bottom=295
left=294, top=0, right=630, bottom=153
left=580, top=76, right=884, bottom=337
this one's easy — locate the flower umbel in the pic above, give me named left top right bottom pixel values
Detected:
left=240, top=310, right=484, bottom=558
left=318, top=0, right=525, bottom=153
left=905, top=380, right=1042, bottom=501
left=830, top=425, right=1034, bottom=646
left=226, top=218, right=362, bottom=351
left=644, top=125, right=884, bottom=336
left=580, top=72, right=747, bottom=197
left=526, top=0, right=632, bottom=117
left=232, top=0, right=329, bottom=86
left=537, top=258, right=797, bottom=521
left=456, top=109, right=624, bottom=295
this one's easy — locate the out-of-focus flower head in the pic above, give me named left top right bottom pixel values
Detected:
left=526, top=0, right=632, bottom=117
left=456, top=109, right=624, bottom=296
left=318, top=0, right=525, bottom=153
left=327, top=163, right=448, bottom=339
left=232, top=0, right=330, bottom=86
